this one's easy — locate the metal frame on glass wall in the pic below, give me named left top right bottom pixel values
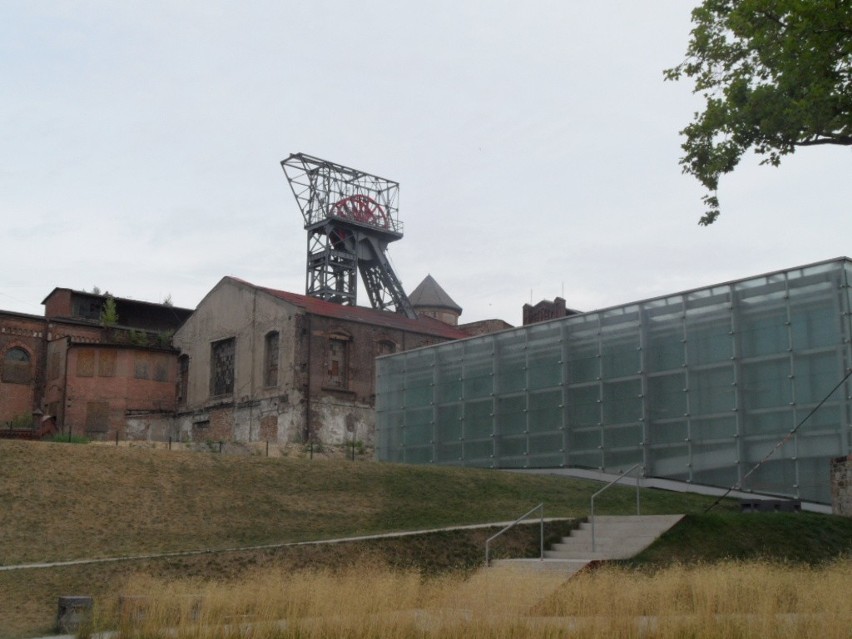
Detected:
left=376, top=258, right=852, bottom=503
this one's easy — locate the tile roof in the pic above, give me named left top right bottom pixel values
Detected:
left=227, top=277, right=468, bottom=340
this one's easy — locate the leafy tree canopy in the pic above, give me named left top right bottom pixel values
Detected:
left=666, top=0, right=852, bottom=225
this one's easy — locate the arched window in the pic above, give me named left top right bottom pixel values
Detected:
left=264, top=331, right=280, bottom=388
left=2, top=347, right=32, bottom=384
left=376, top=340, right=397, bottom=356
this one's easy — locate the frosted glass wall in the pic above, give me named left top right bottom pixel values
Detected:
left=376, top=259, right=852, bottom=503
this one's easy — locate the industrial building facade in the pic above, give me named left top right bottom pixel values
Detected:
left=376, top=258, right=852, bottom=504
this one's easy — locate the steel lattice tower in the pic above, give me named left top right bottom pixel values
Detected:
left=281, top=153, right=416, bottom=318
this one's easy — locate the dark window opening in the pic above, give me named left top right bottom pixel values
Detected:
left=210, top=338, right=235, bottom=397
left=178, top=355, right=189, bottom=406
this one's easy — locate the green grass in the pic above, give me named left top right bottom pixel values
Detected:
left=626, top=512, right=852, bottom=567
left=1, top=440, right=849, bottom=638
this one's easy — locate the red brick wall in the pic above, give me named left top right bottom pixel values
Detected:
left=0, top=313, right=47, bottom=425
left=64, top=345, right=177, bottom=439
left=42, top=289, right=74, bottom=318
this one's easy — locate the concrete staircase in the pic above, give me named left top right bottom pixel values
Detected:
left=545, top=514, right=683, bottom=561
left=491, top=514, right=683, bottom=576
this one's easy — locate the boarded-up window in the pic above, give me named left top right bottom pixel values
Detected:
left=2, top=347, right=32, bottom=384
left=98, top=350, right=116, bottom=377
left=135, top=357, right=149, bottom=379
left=326, top=338, right=349, bottom=389
left=86, top=401, right=109, bottom=432
left=264, top=331, right=279, bottom=387
left=154, top=360, right=168, bottom=382
left=76, top=349, right=95, bottom=377
left=210, top=338, right=235, bottom=397
left=178, top=355, right=189, bottom=406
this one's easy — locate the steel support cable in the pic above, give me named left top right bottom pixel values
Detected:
left=705, top=367, right=852, bottom=512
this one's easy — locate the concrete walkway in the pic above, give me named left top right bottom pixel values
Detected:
left=491, top=514, right=684, bottom=576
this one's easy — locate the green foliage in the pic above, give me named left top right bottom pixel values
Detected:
left=156, top=330, right=174, bottom=347
left=8, top=414, right=34, bottom=430
left=99, top=296, right=119, bottom=326
left=128, top=329, right=149, bottom=346
left=666, top=1, right=852, bottom=224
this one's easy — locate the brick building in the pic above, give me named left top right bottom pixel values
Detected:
left=1, top=289, right=191, bottom=440
left=0, top=310, right=49, bottom=430
left=172, top=276, right=468, bottom=446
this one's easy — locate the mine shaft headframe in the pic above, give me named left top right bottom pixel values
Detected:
left=281, top=152, right=403, bottom=236
left=280, top=152, right=417, bottom=319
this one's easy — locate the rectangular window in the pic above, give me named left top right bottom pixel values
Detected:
left=210, top=338, right=235, bottom=397
left=178, top=355, right=189, bottom=406
left=154, top=355, right=169, bottom=382
left=326, top=338, right=349, bottom=389
left=135, top=357, right=149, bottom=380
left=76, top=349, right=95, bottom=377
left=264, top=331, right=279, bottom=388
left=98, top=350, right=116, bottom=377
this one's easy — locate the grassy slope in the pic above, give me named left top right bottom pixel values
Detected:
left=2, top=440, right=849, bottom=638
left=628, top=512, right=852, bottom=567
left=0, top=440, right=728, bottom=565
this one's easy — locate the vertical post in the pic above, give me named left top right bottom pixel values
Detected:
left=591, top=500, right=596, bottom=553
left=115, top=431, right=119, bottom=446
left=636, top=466, right=641, bottom=515
left=169, top=436, right=172, bottom=450
left=266, top=440, right=269, bottom=457
left=539, top=504, right=544, bottom=560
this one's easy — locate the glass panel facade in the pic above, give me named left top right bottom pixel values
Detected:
left=376, top=258, right=852, bottom=504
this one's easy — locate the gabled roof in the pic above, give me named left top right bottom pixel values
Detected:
left=408, top=274, right=462, bottom=313
left=225, top=277, right=468, bottom=340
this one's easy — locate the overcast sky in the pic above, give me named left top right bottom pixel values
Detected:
left=2, top=1, right=850, bottom=326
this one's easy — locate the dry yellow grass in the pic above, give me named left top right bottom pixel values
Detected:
left=93, top=559, right=851, bottom=638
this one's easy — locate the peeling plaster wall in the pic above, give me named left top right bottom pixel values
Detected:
left=172, top=279, right=301, bottom=417
left=125, top=414, right=175, bottom=441
left=170, top=278, right=459, bottom=448
left=174, top=392, right=307, bottom=445
left=309, top=396, right=373, bottom=445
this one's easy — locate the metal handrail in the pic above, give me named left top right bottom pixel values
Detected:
left=484, top=503, right=544, bottom=567
left=590, top=463, right=643, bottom=552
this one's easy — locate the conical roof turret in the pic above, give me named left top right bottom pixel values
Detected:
left=409, top=274, right=462, bottom=325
